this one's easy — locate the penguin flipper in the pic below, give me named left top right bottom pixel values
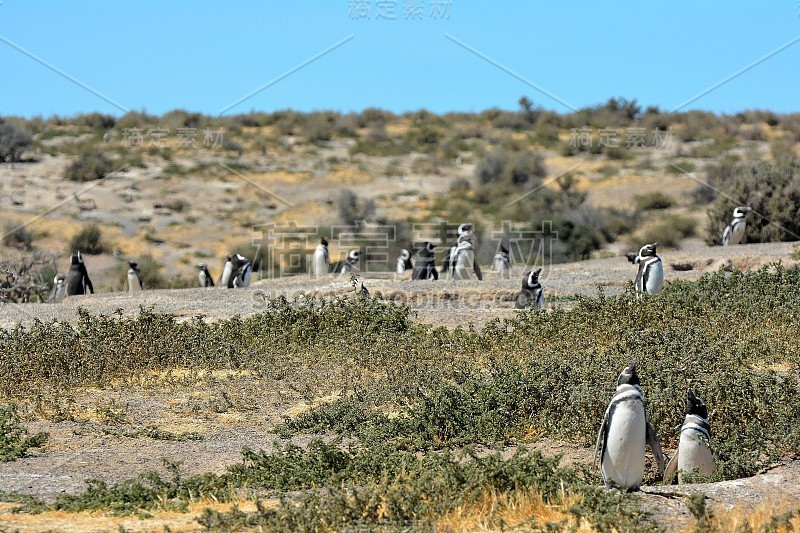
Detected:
left=594, top=409, right=609, bottom=468
left=85, top=276, right=94, bottom=294
left=645, top=418, right=666, bottom=480
left=664, top=450, right=679, bottom=484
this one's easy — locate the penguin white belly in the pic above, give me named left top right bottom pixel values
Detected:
left=128, top=272, right=142, bottom=291
left=677, top=431, right=714, bottom=483
left=453, top=252, right=474, bottom=280
left=602, top=402, right=646, bottom=489
left=313, top=249, right=328, bottom=276
left=534, top=288, right=544, bottom=309
left=644, top=261, right=663, bottom=295
left=396, top=259, right=405, bottom=274
left=220, top=263, right=233, bottom=286
left=728, top=220, right=746, bottom=245
left=53, top=285, right=66, bottom=303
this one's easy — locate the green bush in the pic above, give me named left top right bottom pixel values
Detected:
left=0, top=123, right=33, bottom=162
left=635, top=192, right=676, bottom=211
left=63, top=151, right=114, bottom=182
left=705, top=159, right=800, bottom=244
left=2, top=223, right=34, bottom=250
left=68, top=224, right=106, bottom=255
left=0, top=405, right=48, bottom=462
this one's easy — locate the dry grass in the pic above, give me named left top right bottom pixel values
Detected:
left=0, top=499, right=274, bottom=533
left=435, top=486, right=593, bottom=532
left=702, top=498, right=800, bottom=532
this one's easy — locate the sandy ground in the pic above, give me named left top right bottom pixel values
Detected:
left=0, top=239, right=798, bottom=531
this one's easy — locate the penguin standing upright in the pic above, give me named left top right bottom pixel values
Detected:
left=127, top=261, right=143, bottom=291
left=312, top=237, right=330, bottom=277
left=198, top=263, right=215, bottom=287
left=412, top=242, right=438, bottom=280
left=634, top=242, right=663, bottom=296
left=595, top=362, right=665, bottom=491
left=47, top=275, right=67, bottom=303
left=396, top=249, right=413, bottom=274
left=515, top=268, right=544, bottom=309
left=665, top=390, right=715, bottom=484
left=493, top=241, right=512, bottom=279
left=451, top=231, right=483, bottom=281
left=65, top=252, right=94, bottom=296
left=722, top=206, right=752, bottom=246
left=219, top=256, right=233, bottom=287
left=229, top=254, right=252, bottom=288
left=340, top=249, right=360, bottom=275
left=440, top=223, right=472, bottom=278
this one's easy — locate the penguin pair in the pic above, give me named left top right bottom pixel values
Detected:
left=441, top=223, right=476, bottom=279
left=626, top=242, right=663, bottom=296
left=312, top=237, right=330, bottom=277
left=492, top=241, right=512, bottom=279
left=596, top=364, right=715, bottom=490
left=722, top=206, right=752, bottom=246
left=515, top=268, right=544, bottom=309
left=412, top=242, right=438, bottom=280
left=219, top=254, right=251, bottom=288
left=396, top=249, right=413, bottom=274
left=65, top=251, right=94, bottom=296
left=449, top=231, right=483, bottom=281
left=340, top=249, right=360, bottom=275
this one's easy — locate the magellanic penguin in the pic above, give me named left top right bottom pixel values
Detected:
left=127, top=261, right=144, bottom=291
left=219, top=256, right=233, bottom=287
left=198, top=263, right=215, bottom=287
left=229, top=254, right=252, bottom=288
left=47, top=275, right=67, bottom=303
left=440, top=223, right=473, bottom=278
left=595, top=362, right=665, bottom=491
left=515, top=268, right=544, bottom=309
left=65, top=251, right=94, bottom=296
left=664, top=390, right=715, bottom=484
left=722, top=206, right=752, bottom=246
left=313, top=237, right=330, bottom=277
left=412, top=242, right=439, bottom=280
left=396, top=249, right=413, bottom=274
left=340, top=249, right=361, bottom=275
left=451, top=231, right=483, bottom=281
left=634, top=242, right=663, bottom=296
left=493, top=241, right=512, bottom=279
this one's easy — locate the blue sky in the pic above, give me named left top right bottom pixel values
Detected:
left=1, top=1, right=799, bottom=118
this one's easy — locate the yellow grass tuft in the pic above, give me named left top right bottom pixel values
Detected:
left=435, top=486, right=594, bottom=532
left=702, top=498, right=800, bottom=533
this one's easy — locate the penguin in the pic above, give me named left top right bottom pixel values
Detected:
left=396, top=249, right=413, bottom=274
left=451, top=231, right=483, bottom=281
left=634, top=242, right=663, bottom=296
left=664, top=390, right=715, bottom=484
left=65, top=251, right=94, bottom=296
left=312, top=237, right=330, bottom=277
left=340, top=249, right=360, bottom=275
left=198, top=263, right=215, bottom=287
left=229, top=254, right=252, bottom=288
left=440, top=224, right=473, bottom=278
left=47, top=275, right=67, bottom=303
left=595, top=362, right=665, bottom=491
left=412, top=242, right=439, bottom=280
left=493, top=241, right=512, bottom=279
left=219, top=256, right=233, bottom=287
left=127, top=261, right=143, bottom=291
left=515, top=268, right=544, bottom=309
left=722, top=206, right=752, bottom=246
